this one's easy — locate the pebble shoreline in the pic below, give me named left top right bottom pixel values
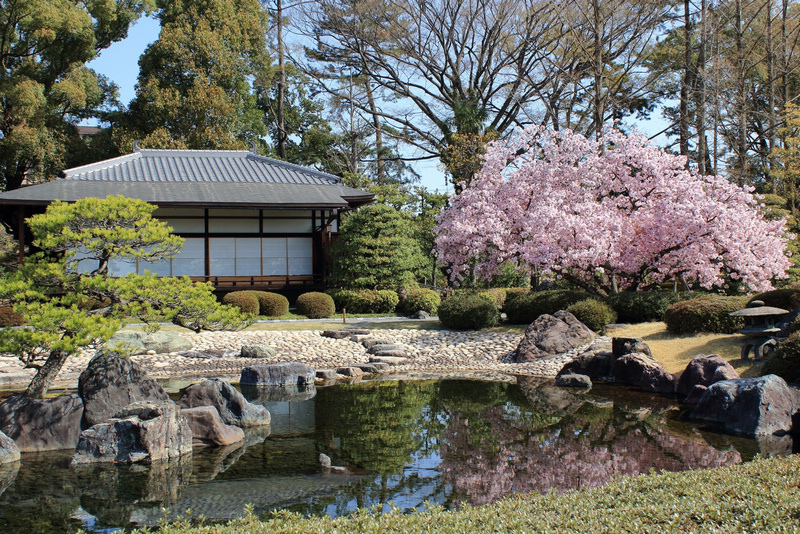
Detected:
left=0, top=327, right=601, bottom=390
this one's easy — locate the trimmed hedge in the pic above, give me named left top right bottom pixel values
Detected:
left=606, top=291, right=694, bottom=323
left=748, top=287, right=800, bottom=311
left=222, top=291, right=259, bottom=315
left=503, top=287, right=530, bottom=308
left=566, top=298, right=618, bottom=332
left=254, top=292, right=289, bottom=317
left=504, top=290, right=594, bottom=324
left=398, top=288, right=441, bottom=315
left=438, top=294, right=499, bottom=330
left=662, top=295, right=749, bottom=334
left=325, top=289, right=399, bottom=314
left=477, top=289, right=507, bottom=310
left=296, top=292, right=336, bottom=319
left=762, top=331, right=800, bottom=382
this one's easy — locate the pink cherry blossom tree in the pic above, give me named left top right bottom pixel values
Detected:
left=434, top=126, right=792, bottom=295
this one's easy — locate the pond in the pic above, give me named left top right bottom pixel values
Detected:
left=0, top=377, right=791, bottom=533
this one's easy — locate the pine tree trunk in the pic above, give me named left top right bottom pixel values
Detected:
left=25, top=350, right=71, bottom=399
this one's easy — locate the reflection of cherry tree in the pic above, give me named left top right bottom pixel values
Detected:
left=439, top=403, right=742, bottom=506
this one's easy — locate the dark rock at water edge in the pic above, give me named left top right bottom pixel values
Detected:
left=181, top=406, right=245, bottom=446
left=239, top=362, right=316, bottom=387
left=557, top=343, right=614, bottom=381
left=613, top=352, right=676, bottom=394
left=316, top=368, right=338, bottom=380
left=676, top=354, right=739, bottom=397
left=178, top=378, right=271, bottom=427
left=72, top=400, right=193, bottom=464
left=336, top=366, right=364, bottom=378
left=79, top=351, right=170, bottom=427
left=0, top=430, right=20, bottom=464
left=689, top=375, right=800, bottom=436
left=514, top=311, right=595, bottom=363
left=612, top=337, right=653, bottom=359
left=0, top=393, right=84, bottom=452
left=684, top=384, right=708, bottom=404
left=555, top=373, right=592, bottom=388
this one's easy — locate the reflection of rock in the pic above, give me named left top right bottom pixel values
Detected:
left=75, top=453, right=192, bottom=528
left=181, top=406, right=245, bottom=446
left=240, top=383, right=317, bottom=403
left=0, top=460, right=19, bottom=497
left=518, top=379, right=587, bottom=417
left=79, top=351, right=170, bottom=427
left=190, top=441, right=249, bottom=482
left=514, top=311, right=595, bottom=363
left=178, top=378, right=271, bottom=427
left=753, top=434, right=794, bottom=457
left=73, top=401, right=192, bottom=464
left=0, top=430, right=19, bottom=465
left=439, top=402, right=742, bottom=507
left=0, top=393, right=84, bottom=452
left=690, top=375, right=799, bottom=436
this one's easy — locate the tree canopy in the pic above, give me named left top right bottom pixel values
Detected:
left=434, top=127, right=792, bottom=295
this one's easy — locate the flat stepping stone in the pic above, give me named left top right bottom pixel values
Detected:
left=369, top=356, right=408, bottom=365
left=369, top=362, right=391, bottom=371
left=372, top=350, right=407, bottom=358
left=361, top=338, right=392, bottom=350
left=320, top=331, right=352, bottom=340
left=316, top=369, right=338, bottom=380
left=342, top=328, right=371, bottom=335
left=367, top=343, right=406, bottom=355
left=353, top=363, right=380, bottom=374
left=349, top=335, right=372, bottom=343
left=336, top=367, right=364, bottom=378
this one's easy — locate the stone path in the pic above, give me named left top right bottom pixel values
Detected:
left=0, top=328, right=601, bottom=390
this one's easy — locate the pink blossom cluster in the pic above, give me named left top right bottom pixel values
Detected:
left=434, top=126, right=791, bottom=293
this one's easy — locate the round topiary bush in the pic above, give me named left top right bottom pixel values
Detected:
left=606, top=291, right=694, bottom=323
left=296, top=292, right=335, bottom=319
left=438, top=294, right=499, bottom=330
left=222, top=291, right=260, bottom=315
left=662, top=295, right=749, bottom=334
left=503, top=287, right=530, bottom=308
left=762, top=331, right=800, bottom=383
left=253, top=291, right=289, bottom=317
left=504, top=289, right=594, bottom=324
left=476, top=288, right=507, bottom=310
left=748, top=287, right=800, bottom=311
left=566, top=298, right=618, bottom=332
left=398, top=288, right=441, bottom=315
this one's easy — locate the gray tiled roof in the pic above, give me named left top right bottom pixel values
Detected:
left=0, top=149, right=374, bottom=209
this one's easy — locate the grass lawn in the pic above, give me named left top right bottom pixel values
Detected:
left=609, top=322, right=761, bottom=378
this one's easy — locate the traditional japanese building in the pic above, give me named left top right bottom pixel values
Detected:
left=0, top=147, right=374, bottom=292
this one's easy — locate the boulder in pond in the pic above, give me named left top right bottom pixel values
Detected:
left=513, top=311, right=595, bottom=363
left=689, top=375, right=799, bottom=436
left=79, top=351, right=170, bottom=427
left=613, top=352, right=676, bottom=394
left=555, top=373, right=592, bottom=388
left=557, top=339, right=614, bottom=380
left=612, top=337, right=653, bottom=359
left=178, top=378, right=271, bottom=427
left=0, top=393, right=84, bottom=452
left=239, top=362, right=315, bottom=387
left=0, top=430, right=20, bottom=464
left=104, top=330, right=192, bottom=355
left=181, top=406, right=245, bottom=446
left=676, top=354, right=740, bottom=397
left=72, top=400, right=192, bottom=465
left=240, top=344, right=277, bottom=359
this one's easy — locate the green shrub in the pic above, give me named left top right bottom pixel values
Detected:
left=748, top=287, right=800, bottom=311
left=504, top=289, right=594, bottom=324
left=253, top=291, right=289, bottom=317
left=398, top=288, right=441, bottom=315
left=566, top=298, right=618, bottom=332
left=325, top=289, right=398, bottom=313
left=0, top=305, right=24, bottom=327
left=438, top=294, right=499, bottom=330
left=503, top=287, right=530, bottom=308
left=296, top=292, right=335, bottom=318
left=476, top=288, right=507, bottom=310
left=606, top=291, right=694, bottom=323
left=762, top=331, right=800, bottom=382
left=222, top=291, right=260, bottom=315
left=662, top=295, right=749, bottom=334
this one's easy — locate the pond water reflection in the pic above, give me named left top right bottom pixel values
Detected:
left=0, top=378, right=789, bottom=532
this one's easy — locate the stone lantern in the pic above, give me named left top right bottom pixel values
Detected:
left=729, top=300, right=789, bottom=360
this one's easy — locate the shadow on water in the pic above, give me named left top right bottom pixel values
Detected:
left=0, top=378, right=790, bottom=532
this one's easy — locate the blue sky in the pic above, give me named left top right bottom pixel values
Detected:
left=87, top=16, right=671, bottom=193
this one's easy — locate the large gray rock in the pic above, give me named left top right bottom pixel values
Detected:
left=513, top=310, right=595, bottom=362
left=79, top=351, right=170, bottom=427
left=177, top=378, right=271, bottom=427
left=104, top=330, right=192, bottom=355
left=612, top=337, right=653, bottom=358
left=555, top=373, right=592, bottom=388
left=0, top=393, right=84, bottom=452
left=676, top=354, right=740, bottom=397
left=181, top=406, right=245, bottom=446
left=72, top=401, right=192, bottom=464
left=240, top=344, right=277, bottom=359
left=613, top=352, right=676, bottom=393
left=689, top=375, right=799, bottom=436
left=557, top=346, right=614, bottom=380
left=239, top=362, right=315, bottom=387
left=0, top=430, right=20, bottom=464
